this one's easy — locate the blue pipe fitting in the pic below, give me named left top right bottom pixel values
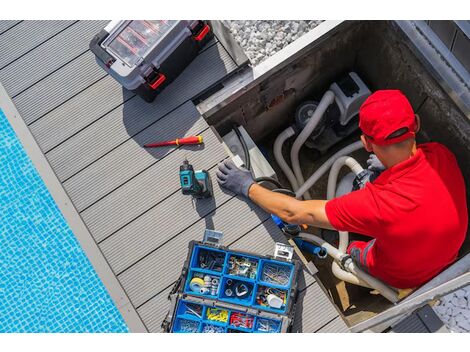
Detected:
left=293, top=238, right=327, bottom=259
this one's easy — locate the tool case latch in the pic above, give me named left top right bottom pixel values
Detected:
left=274, top=242, right=294, bottom=262
left=203, top=229, right=224, bottom=247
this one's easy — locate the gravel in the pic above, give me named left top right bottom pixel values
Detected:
left=433, top=287, right=470, bottom=332
left=224, top=20, right=470, bottom=333
left=224, top=20, right=323, bottom=65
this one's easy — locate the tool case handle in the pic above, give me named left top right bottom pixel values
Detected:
left=89, top=29, right=116, bottom=69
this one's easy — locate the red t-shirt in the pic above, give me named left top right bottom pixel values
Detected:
left=325, top=142, right=467, bottom=288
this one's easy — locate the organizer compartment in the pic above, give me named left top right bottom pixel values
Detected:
left=205, top=307, right=229, bottom=324
left=172, top=317, right=200, bottom=333
left=259, top=259, right=294, bottom=288
left=191, top=245, right=226, bottom=273
left=176, top=300, right=204, bottom=320
left=225, top=253, right=259, bottom=280
left=219, top=277, right=255, bottom=305
left=254, top=284, right=289, bottom=313
left=200, top=322, right=226, bottom=333
left=228, top=311, right=255, bottom=331
left=184, top=270, right=221, bottom=298
left=254, top=317, right=282, bottom=333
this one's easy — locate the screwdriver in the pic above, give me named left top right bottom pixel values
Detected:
left=143, top=135, right=203, bottom=148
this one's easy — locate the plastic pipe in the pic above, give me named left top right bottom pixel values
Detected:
left=295, top=141, right=364, bottom=199
left=298, top=232, right=398, bottom=302
left=327, top=156, right=364, bottom=253
left=273, top=126, right=299, bottom=190
left=290, top=90, right=336, bottom=199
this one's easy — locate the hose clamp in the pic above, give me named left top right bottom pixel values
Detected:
left=340, top=254, right=352, bottom=271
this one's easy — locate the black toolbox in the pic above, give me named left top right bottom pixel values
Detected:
left=90, top=20, right=213, bottom=103
left=162, top=230, right=301, bottom=333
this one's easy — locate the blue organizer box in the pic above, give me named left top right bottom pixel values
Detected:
left=184, top=244, right=295, bottom=314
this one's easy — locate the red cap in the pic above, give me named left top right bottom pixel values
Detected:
left=359, top=90, right=416, bottom=146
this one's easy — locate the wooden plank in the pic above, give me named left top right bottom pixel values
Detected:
left=46, top=42, right=236, bottom=182
left=29, top=74, right=133, bottom=152
left=80, top=128, right=226, bottom=243
left=117, top=196, right=270, bottom=308
left=292, top=282, right=342, bottom=333
left=0, top=21, right=76, bottom=70
left=0, top=20, right=107, bottom=97
left=63, top=102, right=207, bottom=212
left=13, top=50, right=107, bottom=126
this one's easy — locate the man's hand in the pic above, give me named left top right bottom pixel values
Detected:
left=367, top=154, right=386, bottom=171
left=216, top=159, right=255, bottom=198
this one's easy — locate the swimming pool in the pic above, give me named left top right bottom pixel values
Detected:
left=0, top=108, right=128, bottom=332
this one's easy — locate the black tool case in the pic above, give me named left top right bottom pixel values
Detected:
left=90, top=20, right=213, bottom=103
left=162, top=230, right=301, bottom=333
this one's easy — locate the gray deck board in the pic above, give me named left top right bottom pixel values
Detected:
left=29, top=74, right=134, bottom=153
left=0, top=21, right=76, bottom=69
left=137, top=286, right=173, bottom=332
left=316, top=316, right=350, bottom=333
left=63, top=102, right=207, bottom=212
left=0, top=20, right=345, bottom=333
left=0, top=21, right=107, bottom=98
left=292, top=282, right=347, bottom=333
left=81, top=128, right=226, bottom=244
left=46, top=42, right=235, bottom=182
left=118, top=194, right=270, bottom=307
left=99, top=164, right=233, bottom=274
left=0, top=20, right=21, bottom=35
left=13, top=50, right=106, bottom=126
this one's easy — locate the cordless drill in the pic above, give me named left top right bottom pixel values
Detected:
left=179, top=159, right=212, bottom=199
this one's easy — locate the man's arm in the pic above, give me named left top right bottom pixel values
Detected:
left=216, top=159, right=334, bottom=230
left=248, top=184, right=335, bottom=230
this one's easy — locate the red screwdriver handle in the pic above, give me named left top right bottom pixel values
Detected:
left=144, top=135, right=203, bottom=148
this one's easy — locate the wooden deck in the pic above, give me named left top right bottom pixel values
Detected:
left=0, top=20, right=348, bottom=332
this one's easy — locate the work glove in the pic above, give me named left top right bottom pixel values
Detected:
left=366, top=154, right=386, bottom=171
left=216, top=159, right=255, bottom=198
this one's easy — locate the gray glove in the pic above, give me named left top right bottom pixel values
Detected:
left=367, top=154, right=385, bottom=171
left=216, top=159, right=255, bottom=198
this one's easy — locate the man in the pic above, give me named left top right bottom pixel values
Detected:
left=216, top=90, right=467, bottom=289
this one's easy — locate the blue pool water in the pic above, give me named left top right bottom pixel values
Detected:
left=0, top=109, right=128, bottom=332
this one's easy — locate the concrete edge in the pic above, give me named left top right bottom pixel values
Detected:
left=0, top=83, right=148, bottom=333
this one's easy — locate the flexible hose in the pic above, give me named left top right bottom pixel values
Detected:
left=295, top=141, right=364, bottom=199
left=273, top=126, right=298, bottom=190
left=272, top=188, right=297, bottom=197
left=254, top=177, right=284, bottom=189
left=290, top=91, right=336, bottom=199
left=327, top=156, right=364, bottom=253
left=233, top=127, right=251, bottom=171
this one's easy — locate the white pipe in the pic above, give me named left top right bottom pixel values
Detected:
left=273, top=126, right=299, bottom=191
left=290, top=90, right=336, bottom=199
left=298, top=233, right=371, bottom=287
left=345, top=258, right=399, bottom=303
left=332, top=261, right=371, bottom=287
left=327, top=156, right=364, bottom=253
left=295, top=141, right=364, bottom=199
left=327, top=156, right=364, bottom=200
left=298, top=232, right=399, bottom=303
